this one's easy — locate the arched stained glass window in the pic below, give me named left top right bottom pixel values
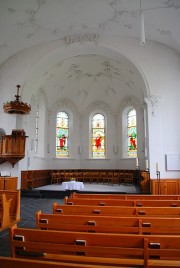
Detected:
left=127, top=108, right=137, bottom=157
left=91, top=113, right=105, bottom=158
left=56, top=112, right=69, bottom=158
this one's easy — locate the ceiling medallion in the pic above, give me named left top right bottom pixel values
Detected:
left=3, top=85, right=31, bottom=114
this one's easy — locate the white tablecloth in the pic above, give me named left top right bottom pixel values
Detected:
left=62, top=181, right=84, bottom=191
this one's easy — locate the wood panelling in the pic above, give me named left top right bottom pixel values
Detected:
left=0, top=177, right=17, bottom=190
left=21, top=169, right=150, bottom=193
left=21, top=170, right=51, bottom=190
left=150, top=179, right=180, bottom=195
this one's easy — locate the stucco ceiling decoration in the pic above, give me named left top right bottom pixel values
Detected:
left=144, top=95, right=159, bottom=116
left=44, top=56, right=137, bottom=99
left=64, top=33, right=99, bottom=46
left=39, top=52, right=145, bottom=115
left=0, top=0, right=180, bottom=67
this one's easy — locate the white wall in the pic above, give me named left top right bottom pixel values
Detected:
left=0, top=36, right=180, bottom=186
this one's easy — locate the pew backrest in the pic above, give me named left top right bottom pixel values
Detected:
left=9, top=225, right=180, bottom=267
left=0, top=256, right=127, bottom=268
left=72, top=193, right=180, bottom=200
left=65, top=197, right=180, bottom=207
left=36, top=210, right=180, bottom=235
left=53, top=203, right=180, bottom=217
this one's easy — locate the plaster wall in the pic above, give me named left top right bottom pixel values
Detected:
left=0, top=36, right=180, bottom=184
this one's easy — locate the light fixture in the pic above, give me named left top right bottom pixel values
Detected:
left=140, top=0, right=145, bottom=45
left=3, top=85, right=31, bottom=114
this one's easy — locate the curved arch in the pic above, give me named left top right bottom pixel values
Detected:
left=23, top=40, right=150, bottom=103
left=85, top=101, right=112, bottom=118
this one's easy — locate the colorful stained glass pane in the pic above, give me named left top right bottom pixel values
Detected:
left=127, top=109, right=137, bottom=157
left=91, top=114, right=105, bottom=158
left=56, top=112, right=69, bottom=157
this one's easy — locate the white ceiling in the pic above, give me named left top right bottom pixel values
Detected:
left=0, top=0, right=180, bottom=110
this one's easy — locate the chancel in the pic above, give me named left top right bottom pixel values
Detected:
left=0, top=1, right=180, bottom=266
left=0, top=0, right=179, bottom=194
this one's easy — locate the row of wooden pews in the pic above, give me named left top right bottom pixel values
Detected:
left=54, top=202, right=180, bottom=217
left=37, top=210, right=180, bottom=235
left=72, top=192, right=180, bottom=200
left=65, top=196, right=180, bottom=207
left=0, top=190, right=20, bottom=232
left=2, top=193, right=180, bottom=268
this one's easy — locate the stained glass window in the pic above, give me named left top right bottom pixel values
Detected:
left=56, top=112, right=69, bottom=158
left=35, top=106, right=39, bottom=154
left=91, top=113, right=105, bottom=158
left=127, top=108, right=137, bottom=157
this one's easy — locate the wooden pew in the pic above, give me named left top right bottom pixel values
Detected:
left=65, top=196, right=180, bottom=207
left=0, top=190, right=20, bottom=231
left=72, top=192, right=180, bottom=200
left=53, top=203, right=180, bottom=217
left=0, top=193, right=11, bottom=231
left=0, top=190, right=20, bottom=222
left=36, top=210, right=180, bottom=235
left=9, top=225, right=180, bottom=267
left=0, top=256, right=121, bottom=268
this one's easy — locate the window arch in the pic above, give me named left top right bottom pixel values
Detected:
left=91, top=113, right=106, bottom=158
left=127, top=108, right=137, bottom=157
left=56, top=111, right=69, bottom=158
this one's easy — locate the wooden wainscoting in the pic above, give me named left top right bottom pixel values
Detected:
left=151, top=179, right=180, bottom=195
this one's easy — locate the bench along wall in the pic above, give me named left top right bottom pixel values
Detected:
left=21, top=169, right=150, bottom=193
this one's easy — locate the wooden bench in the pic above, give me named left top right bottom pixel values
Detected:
left=21, top=170, right=51, bottom=189
left=0, top=256, right=122, bottom=268
left=72, top=192, right=180, bottom=200
left=9, top=225, right=180, bottom=267
left=0, top=193, right=11, bottom=231
left=53, top=203, right=180, bottom=217
left=37, top=210, right=180, bottom=235
left=65, top=196, right=180, bottom=207
left=0, top=190, right=20, bottom=230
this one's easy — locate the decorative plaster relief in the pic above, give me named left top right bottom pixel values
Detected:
left=63, top=33, right=99, bottom=46
left=144, top=95, right=159, bottom=116
left=163, top=0, right=180, bottom=8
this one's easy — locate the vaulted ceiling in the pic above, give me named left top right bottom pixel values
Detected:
left=1, top=0, right=179, bottom=109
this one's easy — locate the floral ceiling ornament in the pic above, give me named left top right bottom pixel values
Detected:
left=163, top=0, right=180, bottom=8
left=145, top=95, right=159, bottom=116
left=63, top=33, right=99, bottom=46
